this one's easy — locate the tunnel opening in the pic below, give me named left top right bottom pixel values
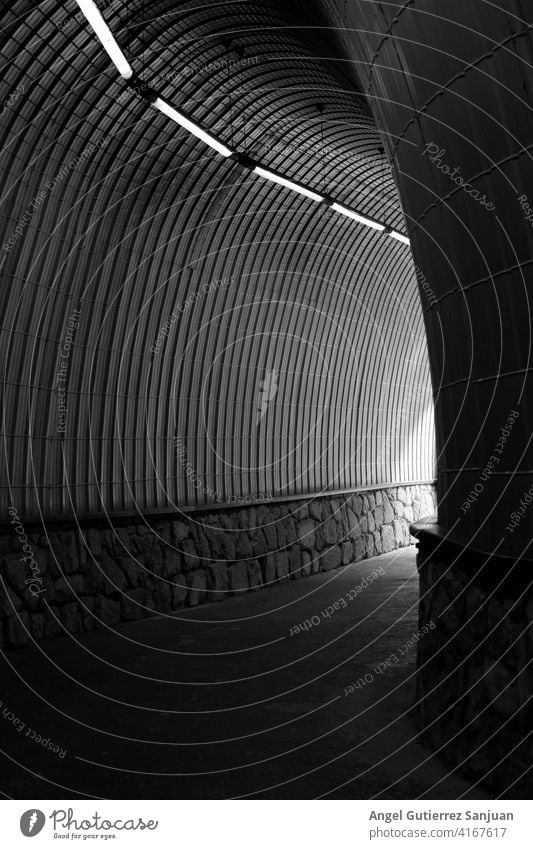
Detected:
left=2, top=0, right=530, bottom=803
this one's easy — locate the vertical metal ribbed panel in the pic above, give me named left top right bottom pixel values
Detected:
left=0, top=0, right=435, bottom=517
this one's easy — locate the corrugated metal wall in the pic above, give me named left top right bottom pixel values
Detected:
left=0, top=0, right=435, bottom=517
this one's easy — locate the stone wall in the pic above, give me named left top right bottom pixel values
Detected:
left=415, top=531, right=533, bottom=796
left=0, top=484, right=435, bottom=649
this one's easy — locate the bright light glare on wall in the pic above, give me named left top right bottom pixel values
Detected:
left=75, top=0, right=133, bottom=79
left=253, top=166, right=324, bottom=202
left=153, top=98, right=233, bottom=157
left=330, top=202, right=385, bottom=231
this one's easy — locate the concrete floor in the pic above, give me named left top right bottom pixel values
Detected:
left=0, top=547, right=490, bottom=799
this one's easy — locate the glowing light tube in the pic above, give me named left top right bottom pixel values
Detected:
left=153, top=97, right=233, bottom=157
left=253, top=166, right=324, bottom=202
left=388, top=229, right=410, bottom=245
left=75, top=0, right=133, bottom=79
left=330, top=202, right=385, bottom=231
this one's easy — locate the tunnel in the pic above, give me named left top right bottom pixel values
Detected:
left=0, top=0, right=532, bottom=803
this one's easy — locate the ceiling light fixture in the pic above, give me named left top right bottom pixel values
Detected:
left=76, top=12, right=411, bottom=246
left=330, top=202, right=385, bottom=231
left=388, top=230, right=410, bottom=245
left=74, top=0, right=133, bottom=79
left=153, top=97, right=233, bottom=158
left=253, top=166, right=324, bottom=202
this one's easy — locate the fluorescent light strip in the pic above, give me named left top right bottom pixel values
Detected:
left=330, top=202, right=385, bottom=231
left=75, top=0, right=133, bottom=79
left=388, top=229, right=410, bottom=245
left=253, top=166, right=324, bottom=202
left=75, top=8, right=410, bottom=243
left=153, top=97, right=233, bottom=158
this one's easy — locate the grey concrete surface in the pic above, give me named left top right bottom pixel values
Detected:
left=0, top=547, right=490, bottom=799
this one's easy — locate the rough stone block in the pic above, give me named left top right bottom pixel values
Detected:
left=393, top=519, right=405, bottom=545
left=182, top=539, right=200, bottom=571
left=85, top=527, right=102, bottom=557
left=3, top=554, right=27, bottom=592
left=237, top=508, right=255, bottom=529
left=247, top=559, right=262, bottom=589
left=6, top=611, right=30, bottom=646
left=84, top=560, right=106, bottom=593
left=287, top=546, right=302, bottom=578
left=153, top=581, right=173, bottom=613
left=373, top=531, right=383, bottom=555
left=162, top=543, right=184, bottom=577
left=261, top=553, right=277, bottom=585
left=235, top=533, right=254, bottom=559
left=354, top=537, right=366, bottom=561
left=301, top=551, right=312, bottom=577
left=206, top=562, right=228, bottom=601
left=341, top=541, right=352, bottom=565
left=172, top=520, right=190, bottom=544
left=61, top=602, right=80, bottom=633
left=115, top=527, right=132, bottom=552
left=382, top=495, right=395, bottom=524
left=292, top=503, right=308, bottom=521
left=323, top=518, right=338, bottom=546
left=209, top=530, right=236, bottom=562
left=262, top=520, right=278, bottom=550
left=309, top=500, right=323, bottom=520
left=250, top=529, right=267, bottom=557
left=370, top=532, right=380, bottom=554
left=187, top=570, right=207, bottom=606
left=61, top=530, right=81, bottom=573
left=381, top=525, right=396, bottom=553
left=314, top=525, right=326, bottom=550
left=97, top=595, right=121, bottom=626
left=398, top=487, right=407, bottom=504
left=171, top=576, right=188, bottom=608
left=145, top=545, right=164, bottom=575
left=53, top=574, right=85, bottom=603
left=352, top=495, right=363, bottom=517
left=155, top=522, right=172, bottom=544
left=100, top=552, right=129, bottom=594
left=30, top=612, right=46, bottom=640
left=346, top=506, right=357, bottom=533
left=393, top=500, right=404, bottom=518
left=117, top=556, right=143, bottom=586
left=79, top=596, right=96, bottom=632
left=297, top=519, right=316, bottom=551
left=228, top=563, right=249, bottom=593
left=190, top=526, right=211, bottom=560
left=276, top=551, right=290, bottom=581
left=277, top=517, right=296, bottom=548
left=320, top=546, right=342, bottom=572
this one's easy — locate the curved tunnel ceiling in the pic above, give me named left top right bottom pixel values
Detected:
left=0, top=0, right=435, bottom=517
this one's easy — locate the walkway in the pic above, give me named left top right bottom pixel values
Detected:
left=0, top=547, right=490, bottom=799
